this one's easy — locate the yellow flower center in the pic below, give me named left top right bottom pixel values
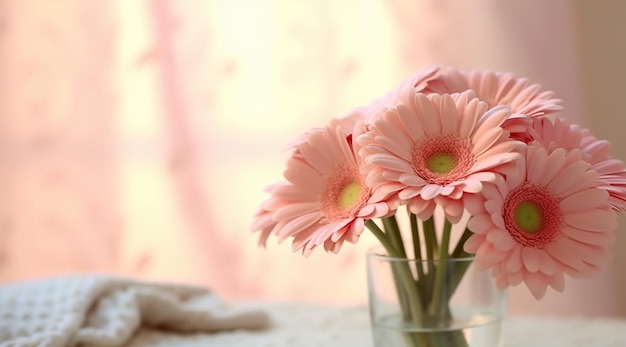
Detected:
left=514, top=201, right=542, bottom=234
left=426, top=153, right=457, bottom=174
left=338, top=182, right=362, bottom=210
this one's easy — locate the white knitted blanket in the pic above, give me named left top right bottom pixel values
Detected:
left=0, top=276, right=270, bottom=347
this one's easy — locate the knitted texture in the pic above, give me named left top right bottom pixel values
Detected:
left=0, top=276, right=270, bottom=347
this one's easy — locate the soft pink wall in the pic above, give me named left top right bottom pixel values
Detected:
left=0, top=0, right=623, bottom=317
left=574, top=0, right=626, bottom=316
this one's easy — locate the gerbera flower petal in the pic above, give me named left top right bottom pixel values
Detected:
left=469, top=152, right=520, bottom=173
left=421, top=184, right=443, bottom=200
left=407, top=199, right=436, bottom=219
left=375, top=136, right=413, bottom=161
left=314, top=219, right=352, bottom=245
left=562, top=226, right=615, bottom=246
left=467, top=213, right=492, bottom=234
left=506, top=270, right=524, bottom=287
left=488, top=230, right=516, bottom=251
left=536, top=249, right=558, bottom=275
left=464, top=234, right=486, bottom=253
left=367, top=153, right=415, bottom=172
left=547, top=272, right=565, bottom=292
left=475, top=242, right=506, bottom=269
left=545, top=240, right=586, bottom=271
left=459, top=99, right=486, bottom=137
left=284, top=159, right=324, bottom=190
left=472, top=127, right=506, bottom=157
left=396, top=104, right=425, bottom=140
left=413, top=93, right=442, bottom=135
left=251, top=209, right=278, bottom=247
left=470, top=171, right=498, bottom=184
left=440, top=93, right=460, bottom=131
left=560, top=188, right=609, bottom=212
left=398, top=187, right=421, bottom=200
left=547, top=160, right=591, bottom=196
left=522, top=247, right=541, bottom=273
left=524, top=272, right=548, bottom=300
left=472, top=106, right=510, bottom=140
left=564, top=209, right=617, bottom=232
left=475, top=140, right=521, bottom=163
left=274, top=202, right=320, bottom=220
left=273, top=184, right=315, bottom=201
left=277, top=212, right=322, bottom=242
left=526, top=146, right=549, bottom=183
left=399, top=174, right=427, bottom=187
left=461, top=179, right=483, bottom=193
left=505, top=246, right=524, bottom=273
left=439, top=198, right=465, bottom=223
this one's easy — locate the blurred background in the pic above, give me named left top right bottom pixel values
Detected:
left=0, top=0, right=625, bottom=317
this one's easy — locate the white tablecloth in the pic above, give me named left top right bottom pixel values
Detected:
left=128, top=302, right=626, bottom=347
left=4, top=276, right=623, bottom=346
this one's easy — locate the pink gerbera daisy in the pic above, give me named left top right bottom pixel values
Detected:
left=358, top=91, right=522, bottom=223
left=464, top=144, right=617, bottom=299
left=414, top=67, right=563, bottom=141
left=422, top=67, right=562, bottom=116
left=528, top=117, right=626, bottom=211
left=252, top=120, right=394, bottom=256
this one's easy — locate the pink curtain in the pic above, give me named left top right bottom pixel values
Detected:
left=1, top=0, right=624, bottom=317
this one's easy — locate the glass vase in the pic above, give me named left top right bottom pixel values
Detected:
left=366, top=250, right=507, bottom=347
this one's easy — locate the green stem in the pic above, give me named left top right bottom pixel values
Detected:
left=428, top=219, right=452, bottom=318
left=410, top=213, right=426, bottom=299
left=451, top=226, right=473, bottom=259
left=365, top=220, right=398, bottom=255
left=448, top=227, right=474, bottom=300
left=422, top=217, right=438, bottom=300
left=383, top=215, right=407, bottom=258
left=422, top=217, right=439, bottom=259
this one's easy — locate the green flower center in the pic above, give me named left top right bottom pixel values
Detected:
left=426, top=153, right=457, bottom=174
left=514, top=201, right=542, bottom=234
left=504, top=182, right=562, bottom=248
left=338, top=182, right=362, bottom=210
left=411, top=135, right=475, bottom=185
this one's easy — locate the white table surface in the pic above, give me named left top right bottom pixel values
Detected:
left=126, top=302, right=626, bottom=347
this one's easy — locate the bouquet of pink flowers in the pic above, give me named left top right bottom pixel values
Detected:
left=252, top=66, right=626, bottom=345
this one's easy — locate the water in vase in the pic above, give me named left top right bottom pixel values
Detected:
left=371, top=312, right=503, bottom=347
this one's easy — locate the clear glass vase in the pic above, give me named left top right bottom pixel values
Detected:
left=366, top=250, right=508, bottom=347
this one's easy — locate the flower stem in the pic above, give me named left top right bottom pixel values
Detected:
left=422, top=217, right=439, bottom=258
left=365, top=220, right=398, bottom=255
left=422, top=217, right=438, bottom=299
left=410, top=213, right=423, bottom=259
left=448, top=227, right=474, bottom=299
left=451, top=226, right=473, bottom=259
left=383, top=215, right=407, bottom=258
left=410, top=213, right=426, bottom=299
left=428, top=219, right=452, bottom=318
